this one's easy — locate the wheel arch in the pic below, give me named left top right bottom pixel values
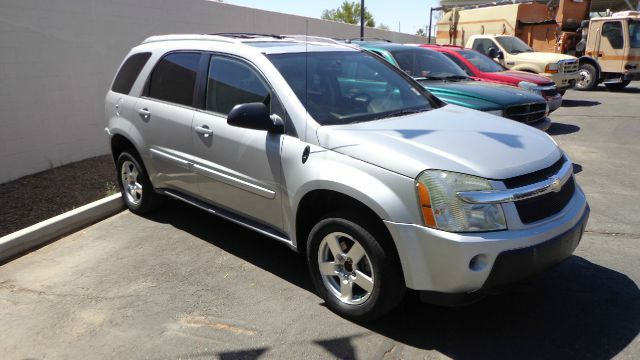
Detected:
left=579, top=56, right=601, bottom=78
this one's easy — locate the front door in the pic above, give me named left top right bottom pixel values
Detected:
left=191, top=54, right=284, bottom=230
left=597, top=21, right=626, bottom=74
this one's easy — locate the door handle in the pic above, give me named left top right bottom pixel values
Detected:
left=137, top=108, right=151, bottom=120
left=195, top=125, right=213, bottom=137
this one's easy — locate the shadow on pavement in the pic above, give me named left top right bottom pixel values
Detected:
left=561, top=99, right=601, bottom=107
left=547, top=122, right=580, bottom=135
left=145, top=201, right=640, bottom=360
left=367, top=256, right=640, bottom=360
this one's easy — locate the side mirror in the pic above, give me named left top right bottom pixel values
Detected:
left=227, top=102, right=284, bottom=134
left=497, top=50, right=505, bottom=60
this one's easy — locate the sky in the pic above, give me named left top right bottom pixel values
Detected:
left=223, top=0, right=442, bottom=35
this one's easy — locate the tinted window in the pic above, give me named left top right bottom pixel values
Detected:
left=458, top=50, right=505, bottom=73
left=206, top=56, right=270, bottom=115
left=602, top=21, right=624, bottom=49
left=111, top=52, right=151, bottom=94
left=268, top=51, right=435, bottom=125
left=472, top=39, right=496, bottom=56
left=389, top=48, right=468, bottom=79
left=442, top=53, right=474, bottom=76
left=631, top=21, right=640, bottom=48
left=149, top=52, right=201, bottom=106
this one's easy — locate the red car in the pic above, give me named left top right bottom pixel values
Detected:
left=421, top=44, right=563, bottom=113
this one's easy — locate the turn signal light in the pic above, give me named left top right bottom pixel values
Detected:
left=416, top=182, right=436, bottom=227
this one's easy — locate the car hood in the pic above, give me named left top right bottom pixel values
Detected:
left=422, top=80, right=545, bottom=110
left=511, top=52, right=577, bottom=63
left=316, top=104, right=561, bottom=180
left=499, top=70, right=555, bottom=85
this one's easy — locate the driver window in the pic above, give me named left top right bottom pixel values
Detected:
left=443, top=53, right=474, bottom=76
left=206, top=56, right=271, bottom=115
left=472, top=39, right=495, bottom=56
left=602, top=22, right=624, bottom=50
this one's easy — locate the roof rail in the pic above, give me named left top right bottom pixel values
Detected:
left=345, top=37, right=391, bottom=43
left=142, top=34, right=237, bottom=44
left=211, top=32, right=286, bottom=39
left=283, top=35, right=344, bottom=44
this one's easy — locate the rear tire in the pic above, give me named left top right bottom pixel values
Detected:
left=605, top=80, right=630, bottom=91
left=306, top=216, right=405, bottom=321
left=575, top=63, right=597, bottom=91
left=116, top=151, right=163, bottom=214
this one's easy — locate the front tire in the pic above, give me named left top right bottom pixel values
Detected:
left=605, top=80, right=630, bottom=91
left=116, top=151, right=163, bottom=214
left=576, top=63, right=597, bottom=91
left=306, top=217, right=405, bottom=321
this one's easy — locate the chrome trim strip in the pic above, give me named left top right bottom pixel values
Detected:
left=161, top=189, right=292, bottom=246
left=192, top=164, right=276, bottom=199
left=457, top=161, right=573, bottom=204
left=150, top=148, right=190, bottom=169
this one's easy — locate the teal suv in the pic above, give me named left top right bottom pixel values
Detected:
left=354, top=41, right=552, bottom=131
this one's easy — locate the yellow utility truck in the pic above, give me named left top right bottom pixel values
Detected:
left=436, top=2, right=640, bottom=90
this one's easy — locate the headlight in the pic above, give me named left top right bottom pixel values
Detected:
left=518, top=81, right=542, bottom=94
left=415, top=170, right=507, bottom=232
left=485, top=109, right=503, bottom=117
left=545, top=63, right=559, bottom=74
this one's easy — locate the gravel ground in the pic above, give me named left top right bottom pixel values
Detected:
left=0, top=155, right=118, bottom=237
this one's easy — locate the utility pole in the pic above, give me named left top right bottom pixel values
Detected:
left=360, top=0, right=365, bottom=38
left=428, top=6, right=443, bottom=44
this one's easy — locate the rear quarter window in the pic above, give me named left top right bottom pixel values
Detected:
left=111, top=52, right=152, bottom=94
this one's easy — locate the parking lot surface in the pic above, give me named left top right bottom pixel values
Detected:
left=1, top=84, right=639, bottom=359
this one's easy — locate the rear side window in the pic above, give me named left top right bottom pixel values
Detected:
left=111, top=52, right=151, bottom=94
left=149, top=52, right=201, bottom=107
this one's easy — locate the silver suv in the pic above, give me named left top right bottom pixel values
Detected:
left=105, top=33, right=589, bottom=320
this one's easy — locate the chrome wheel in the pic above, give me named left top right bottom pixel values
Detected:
left=121, top=160, right=143, bottom=206
left=317, top=232, right=375, bottom=305
left=576, top=69, right=591, bottom=89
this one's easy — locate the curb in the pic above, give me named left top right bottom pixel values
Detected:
left=0, top=194, right=125, bottom=263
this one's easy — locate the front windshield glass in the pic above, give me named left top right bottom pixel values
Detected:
left=458, top=50, right=505, bottom=72
left=389, top=48, right=469, bottom=79
left=268, top=51, right=434, bottom=125
left=630, top=21, right=640, bottom=48
left=496, top=36, right=534, bottom=54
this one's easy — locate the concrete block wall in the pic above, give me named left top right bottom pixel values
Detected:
left=0, top=0, right=428, bottom=184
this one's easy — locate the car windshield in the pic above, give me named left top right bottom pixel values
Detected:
left=268, top=51, right=435, bottom=125
left=388, top=48, right=469, bottom=80
left=458, top=50, right=505, bottom=72
left=496, top=36, right=534, bottom=54
left=630, top=21, right=640, bottom=48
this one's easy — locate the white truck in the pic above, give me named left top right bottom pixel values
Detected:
left=464, top=34, right=580, bottom=92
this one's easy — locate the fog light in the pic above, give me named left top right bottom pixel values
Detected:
left=469, top=254, right=488, bottom=271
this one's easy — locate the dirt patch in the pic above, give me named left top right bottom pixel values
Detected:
left=0, top=155, right=118, bottom=237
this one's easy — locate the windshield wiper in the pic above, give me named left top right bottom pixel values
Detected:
left=441, top=75, right=469, bottom=81
left=413, top=76, right=443, bottom=81
left=378, top=108, right=429, bottom=119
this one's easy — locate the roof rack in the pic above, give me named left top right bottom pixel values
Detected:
left=283, top=35, right=344, bottom=44
left=345, top=37, right=391, bottom=43
left=211, top=32, right=286, bottom=39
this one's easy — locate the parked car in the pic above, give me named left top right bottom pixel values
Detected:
left=106, top=34, right=589, bottom=320
left=421, top=44, right=563, bottom=113
left=464, top=35, right=580, bottom=93
left=351, top=40, right=552, bottom=131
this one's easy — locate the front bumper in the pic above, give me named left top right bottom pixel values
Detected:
left=541, top=72, right=580, bottom=90
left=545, top=94, right=563, bottom=113
left=384, top=184, right=588, bottom=293
left=530, top=117, right=551, bottom=131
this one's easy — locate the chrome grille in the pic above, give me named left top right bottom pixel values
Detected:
left=504, top=102, right=547, bottom=124
left=561, top=60, right=578, bottom=74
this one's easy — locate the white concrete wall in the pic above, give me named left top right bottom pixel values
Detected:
left=0, top=0, right=428, bottom=184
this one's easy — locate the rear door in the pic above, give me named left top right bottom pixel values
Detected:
left=191, top=54, right=284, bottom=230
left=134, top=52, right=202, bottom=195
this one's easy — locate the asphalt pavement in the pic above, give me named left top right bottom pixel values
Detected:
left=1, top=84, right=639, bottom=360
